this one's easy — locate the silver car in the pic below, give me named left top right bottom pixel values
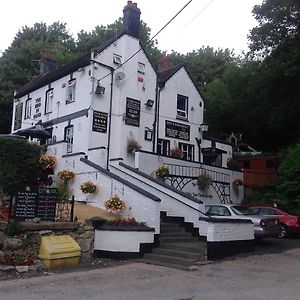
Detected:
left=205, top=204, right=281, bottom=239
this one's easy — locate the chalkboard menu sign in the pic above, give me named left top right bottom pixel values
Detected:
left=14, top=102, right=23, bottom=131
left=92, top=111, right=108, bottom=133
left=37, top=187, right=58, bottom=221
left=125, top=98, right=140, bottom=127
left=15, top=188, right=58, bottom=221
left=15, top=191, right=38, bottom=219
left=165, top=120, right=190, bottom=141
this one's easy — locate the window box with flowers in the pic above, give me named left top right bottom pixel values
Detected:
left=154, top=165, right=169, bottom=180
left=197, top=173, right=212, bottom=191
left=80, top=181, right=98, bottom=194
left=38, top=155, right=57, bottom=170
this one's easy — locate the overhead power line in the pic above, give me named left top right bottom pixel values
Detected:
left=97, top=0, right=193, bottom=82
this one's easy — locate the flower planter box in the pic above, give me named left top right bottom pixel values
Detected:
left=94, top=225, right=155, bottom=259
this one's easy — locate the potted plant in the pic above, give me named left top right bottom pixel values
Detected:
left=57, top=170, right=75, bottom=183
left=170, top=146, right=183, bottom=158
left=232, top=178, right=243, bottom=189
left=197, top=173, right=212, bottom=191
left=127, top=138, right=141, bottom=154
left=38, top=155, right=57, bottom=170
left=104, top=194, right=125, bottom=214
left=80, top=181, right=98, bottom=194
left=155, top=165, right=169, bottom=180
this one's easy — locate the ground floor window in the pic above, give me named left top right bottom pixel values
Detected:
left=157, top=139, right=170, bottom=156
left=179, top=142, right=194, bottom=161
left=65, top=125, right=74, bottom=153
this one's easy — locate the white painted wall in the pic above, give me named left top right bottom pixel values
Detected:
left=94, top=230, right=154, bottom=252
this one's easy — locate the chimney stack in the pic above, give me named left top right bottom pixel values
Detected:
left=123, top=1, right=141, bottom=39
left=157, top=56, right=173, bottom=73
left=40, top=52, right=57, bottom=75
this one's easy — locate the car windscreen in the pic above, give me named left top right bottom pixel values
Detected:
left=231, top=206, right=256, bottom=215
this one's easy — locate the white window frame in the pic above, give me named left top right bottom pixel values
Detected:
left=66, top=80, right=76, bottom=104
left=65, top=125, right=74, bottom=153
left=177, top=94, right=188, bottom=119
left=138, top=62, right=145, bottom=74
left=45, top=89, right=53, bottom=114
left=113, top=54, right=122, bottom=65
left=179, top=142, right=194, bottom=161
left=157, top=139, right=170, bottom=156
left=24, top=98, right=32, bottom=119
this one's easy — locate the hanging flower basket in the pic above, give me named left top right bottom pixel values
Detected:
left=104, top=194, right=125, bottom=213
left=170, top=146, right=183, bottom=158
left=155, top=165, right=169, bottom=179
left=38, top=155, right=57, bottom=170
left=232, top=178, right=243, bottom=189
left=127, top=138, right=141, bottom=153
left=57, top=170, right=75, bottom=183
left=80, top=181, right=98, bottom=194
left=197, top=174, right=212, bottom=191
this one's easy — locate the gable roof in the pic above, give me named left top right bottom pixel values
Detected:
left=15, top=31, right=125, bottom=99
left=157, top=63, right=184, bottom=87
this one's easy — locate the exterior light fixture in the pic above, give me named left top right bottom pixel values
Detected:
left=145, top=99, right=154, bottom=107
left=95, top=82, right=105, bottom=95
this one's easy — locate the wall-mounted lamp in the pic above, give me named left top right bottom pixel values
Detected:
left=95, top=82, right=105, bottom=95
left=199, top=123, right=209, bottom=132
left=145, top=99, right=154, bottom=107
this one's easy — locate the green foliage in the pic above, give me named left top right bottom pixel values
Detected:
left=57, top=183, right=71, bottom=201
left=6, top=219, right=22, bottom=236
left=0, top=137, right=43, bottom=195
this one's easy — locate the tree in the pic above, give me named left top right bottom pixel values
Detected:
left=0, top=137, right=43, bottom=195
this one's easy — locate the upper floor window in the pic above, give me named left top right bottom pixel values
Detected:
left=157, top=139, right=170, bottom=156
left=45, top=89, right=53, bottom=114
left=24, top=98, right=32, bottom=119
left=179, top=142, right=194, bottom=161
left=66, top=79, right=76, bottom=104
left=113, top=54, right=122, bottom=65
left=177, top=94, right=188, bottom=119
left=138, top=62, right=145, bottom=74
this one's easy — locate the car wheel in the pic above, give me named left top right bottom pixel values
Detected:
left=278, top=224, right=288, bottom=238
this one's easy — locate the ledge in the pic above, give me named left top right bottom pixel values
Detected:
left=97, top=225, right=155, bottom=232
left=19, top=221, right=79, bottom=231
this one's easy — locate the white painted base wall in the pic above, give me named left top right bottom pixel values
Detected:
left=94, top=230, right=154, bottom=252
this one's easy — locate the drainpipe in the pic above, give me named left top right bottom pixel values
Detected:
left=106, top=70, right=114, bottom=171
left=152, top=78, right=159, bottom=153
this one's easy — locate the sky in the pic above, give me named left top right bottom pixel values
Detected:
left=0, top=0, right=263, bottom=56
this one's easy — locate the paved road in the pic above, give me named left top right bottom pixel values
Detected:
left=1, top=238, right=300, bottom=300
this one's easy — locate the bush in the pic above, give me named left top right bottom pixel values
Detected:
left=0, top=137, right=43, bottom=195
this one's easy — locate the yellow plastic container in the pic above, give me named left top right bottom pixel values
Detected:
left=38, top=235, right=81, bottom=269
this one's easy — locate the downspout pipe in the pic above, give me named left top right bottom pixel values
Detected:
left=106, top=70, right=114, bottom=170
left=152, top=78, right=159, bottom=153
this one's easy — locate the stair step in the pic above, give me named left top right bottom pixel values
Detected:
left=142, top=253, right=196, bottom=266
left=152, top=248, right=205, bottom=260
left=159, top=242, right=206, bottom=253
left=160, top=236, right=199, bottom=243
left=137, top=259, right=198, bottom=271
left=160, top=232, right=193, bottom=238
left=160, top=223, right=183, bottom=229
left=160, top=227, right=186, bottom=233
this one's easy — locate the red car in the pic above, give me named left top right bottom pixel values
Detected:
left=249, top=205, right=300, bottom=238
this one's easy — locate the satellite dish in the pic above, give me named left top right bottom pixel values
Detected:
left=115, top=71, right=125, bottom=81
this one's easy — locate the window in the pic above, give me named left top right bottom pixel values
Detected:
left=205, top=205, right=231, bottom=216
left=138, top=62, right=145, bottom=74
left=258, top=207, right=283, bottom=216
left=66, top=80, right=76, bottom=104
left=24, top=98, right=32, bottom=119
left=179, top=142, right=194, bottom=161
left=65, top=125, right=74, bottom=153
left=45, top=89, right=53, bottom=114
left=266, top=159, right=274, bottom=169
left=113, top=54, right=122, bottom=65
left=157, top=139, right=170, bottom=156
left=177, top=94, right=188, bottom=119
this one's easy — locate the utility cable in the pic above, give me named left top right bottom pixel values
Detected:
left=97, top=0, right=193, bottom=82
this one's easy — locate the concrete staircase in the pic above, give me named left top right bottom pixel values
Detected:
left=138, top=215, right=207, bottom=270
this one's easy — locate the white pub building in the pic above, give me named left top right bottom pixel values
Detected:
left=11, top=2, right=243, bottom=217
